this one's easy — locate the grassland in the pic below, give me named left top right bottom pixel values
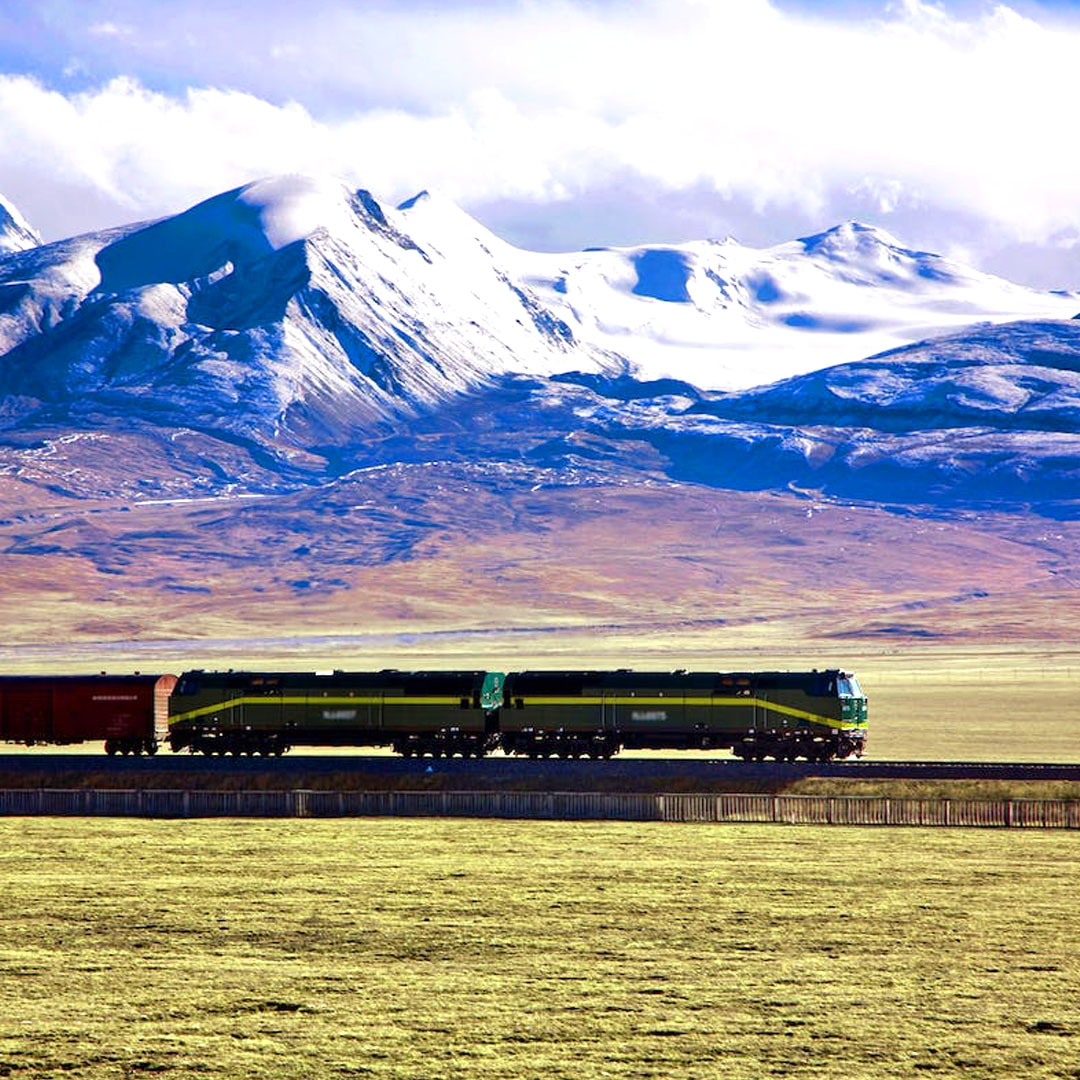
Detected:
left=0, top=818, right=1077, bottom=1079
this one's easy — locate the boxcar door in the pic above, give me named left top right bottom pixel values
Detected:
left=2, top=688, right=52, bottom=743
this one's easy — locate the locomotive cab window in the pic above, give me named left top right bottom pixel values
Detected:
left=837, top=676, right=863, bottom=697
left=176, top=679, right=200, bottom=695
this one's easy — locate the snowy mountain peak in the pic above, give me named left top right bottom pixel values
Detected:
left=90, top=175, right=403, bottom=294
left=793, top=219, right=955, bottom=282
left=396, top=186, right=513, bottom=261
left=235, top=174, right=361, bottom=248
left=800, top=220, right=908, bottom=255
left=0, top=193, right=41, bottom=253
left=0, top=173, right=616, bottom=447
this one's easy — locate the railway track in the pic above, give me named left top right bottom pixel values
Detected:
left=0, top=754, right=1077, bottom=784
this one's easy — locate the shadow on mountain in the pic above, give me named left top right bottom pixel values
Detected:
left=631, top=250, right=692, bottom=303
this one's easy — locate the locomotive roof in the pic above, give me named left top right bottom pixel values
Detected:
left=503, top=669, right=848, bottom=691
left=176, top=669, right=495, bottom=689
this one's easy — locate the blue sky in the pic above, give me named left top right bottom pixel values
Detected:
left=3, top=0, right=1080, bottom=287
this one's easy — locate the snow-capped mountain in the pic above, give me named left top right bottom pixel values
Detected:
left=2, top=175, right=1077, bottom=429
left=0, top=194, right=40, bottom=254
left=398, top=196, right=1080, bottom=389
left=0, top=174, right=1078, bottom=512
left=0, top=176, right=621, bottom=446
left=404, top=317, right=1079, bottom=512
left=510, top=220, right=1079, bottom=389
left=694, top=318, right=1080, bottom=432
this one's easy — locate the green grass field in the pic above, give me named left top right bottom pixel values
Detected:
left=0, top=818, right=1076, bottom=1079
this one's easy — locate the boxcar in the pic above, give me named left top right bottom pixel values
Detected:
left=499, top=669, right=867, bottom=760
left=0, top=674, right=177, bottom=755
left=168, top=669, right=506, bottom=756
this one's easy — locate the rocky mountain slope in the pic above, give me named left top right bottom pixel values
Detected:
left=0, top=195, right=40, bottom=254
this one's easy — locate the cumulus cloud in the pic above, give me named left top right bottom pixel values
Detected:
left=1, top=0, right=1080, bottom=285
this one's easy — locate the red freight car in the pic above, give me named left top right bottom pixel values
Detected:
left=0, top=674, right=177, bottom=755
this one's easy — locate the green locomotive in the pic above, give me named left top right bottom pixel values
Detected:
left=499, top=669, right=867, bottom=761
left=168, top=669, right=504, bottom=757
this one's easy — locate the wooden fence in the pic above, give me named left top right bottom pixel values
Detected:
left=0, top=789, right=1077, bottom=828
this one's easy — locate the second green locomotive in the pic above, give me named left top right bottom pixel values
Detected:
left=499, top=669, right=865, bottom=761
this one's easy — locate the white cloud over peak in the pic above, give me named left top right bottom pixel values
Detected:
left=1, top=0, right=1079, bottom=287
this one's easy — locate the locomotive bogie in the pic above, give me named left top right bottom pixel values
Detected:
left=500, top=729, right=618, bottom=759
left=392, top=731, right=498, bottom=758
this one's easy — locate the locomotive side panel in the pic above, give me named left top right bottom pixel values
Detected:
left=501, top=669, right=866, bottom=760
left=501, top=672, right=626, bottom=757
left=169, top=670, right=498, bottom=755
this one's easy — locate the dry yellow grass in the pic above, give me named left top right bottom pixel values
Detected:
left=0, top=818, right=1077, bottom=1080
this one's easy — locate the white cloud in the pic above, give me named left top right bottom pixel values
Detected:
left=88, top=22, right=135, bottom=38
left=1, top=0, right=1080, bottom=285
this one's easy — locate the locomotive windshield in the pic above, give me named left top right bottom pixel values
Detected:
left=837, top=675, right=863, bottom=698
